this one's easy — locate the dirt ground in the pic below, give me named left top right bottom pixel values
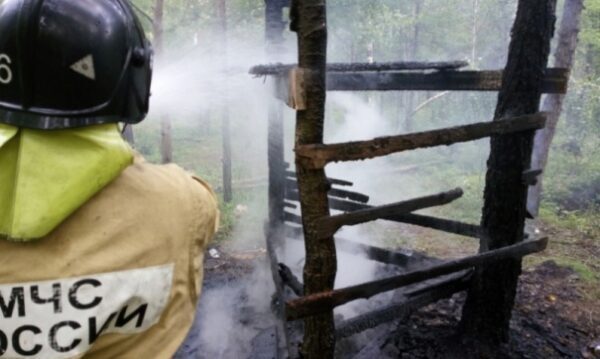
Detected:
left=352, top=260, right=599, bottom=359
left=185, top=220, right=599, bottom=358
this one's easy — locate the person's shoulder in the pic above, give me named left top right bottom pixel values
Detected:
left=102, top=154, right=219, bottom=217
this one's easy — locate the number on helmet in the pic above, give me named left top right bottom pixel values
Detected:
left=0, top=54, right=12, bottom=85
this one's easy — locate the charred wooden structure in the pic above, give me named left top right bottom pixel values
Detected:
left=258, top=0, right=564, bottom=357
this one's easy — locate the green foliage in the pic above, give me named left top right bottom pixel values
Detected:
left=539, top=205, right=600, bottom=237
left=129, top=0, right=598, bottom=247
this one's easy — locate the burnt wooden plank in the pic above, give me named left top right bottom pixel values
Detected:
left=285, top=171, right=354, bottom=187
left=326, top=68, right=567, bottom=93
left=334, top=238, right=434, bottom=268
left=251, top=66, right=568, bottom=93
left=286, top=190, right=481, bottom=238
left=250, top=61, right=469, bottom=75
left=285, top=237, right=548, bottom=321
left=288, top=190, right=480, bottom=236
left=286, top=179, right=369, bottom=203
left=284, top=211, right=303, bottom=225
left=335, top=271, right=471, bottom=338
left=323, top=196, right=482, bottom=238
left=284, top=201, right=298, bottom=209
left=279, top=263, right=304, bottom=296
left=315, top=189, right=463, bottom=238
left=285, top=225, right=435, bottom=268
left=522, top=169, right=543, bottom=186
left=296, top=113, right=547, bottom=169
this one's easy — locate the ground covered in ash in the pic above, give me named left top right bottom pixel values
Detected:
left=340, top=260, right=599, bottom=359
left=177, top=245, right=599, bottom=358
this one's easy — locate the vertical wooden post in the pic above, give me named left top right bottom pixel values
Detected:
left=264, top=0, right=291, bottom=356
left=291, top=0, right=337, bottom=357
left=460, top=0, right=557, bottom=346
left=266, top=0, right=287, bottom=230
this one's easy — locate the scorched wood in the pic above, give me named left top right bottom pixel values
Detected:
left=296, top=113, right=547, bottom=169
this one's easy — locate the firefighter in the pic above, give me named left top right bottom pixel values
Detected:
left=0, top=0, right=219, bottom=357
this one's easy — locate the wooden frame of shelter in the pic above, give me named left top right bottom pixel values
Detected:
left=255, top=0, right=565, bottom=357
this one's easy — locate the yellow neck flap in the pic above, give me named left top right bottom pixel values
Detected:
left=0, top=123, right=133, bottom=241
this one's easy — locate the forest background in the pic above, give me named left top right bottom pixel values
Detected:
left=129, top=0, right=599, bottom=295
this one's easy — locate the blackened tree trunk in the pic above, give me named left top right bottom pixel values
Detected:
left=291, top=0, right=337, bottom=357
left=460, top=0, right=557, bottom=347
left=528, top=0, right=584, bottom=216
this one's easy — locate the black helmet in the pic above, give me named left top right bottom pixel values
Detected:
left=0, top=0, right=153, bottom=129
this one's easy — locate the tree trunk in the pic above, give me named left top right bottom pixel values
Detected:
left=217, top=0, right=232, bottom=202
left=460, top=0, right=557, bottom=347
left=291, top=0, right=337, bottom=357
left=153, top=0, right=173, bottom=164
left=404, top=0, right=423, bottom=132
left=160, top=118, right=173, bottom=163
left=528, top=0, right=584, bottom=216
left=471, top=0, right=479, bottom=67
left=152, top=0, right=164, bottom=54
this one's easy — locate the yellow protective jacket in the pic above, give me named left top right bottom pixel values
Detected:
left=0, top=156, right=219, bottom=358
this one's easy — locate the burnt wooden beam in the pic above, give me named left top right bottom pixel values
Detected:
left=284, top=201, right=298, bottom=209
left=296, top=113, right=547, bottom=169
left=265, top=1, right=295, bottom=356
left=402, top=269, right=472, bottom=297
left=252, top=66, right=567, bottom=93
left=329, top=188, right=370, bottom=203
left=286, top=178, right=369, bottom=203
left=395, top=213, right=482, bottom=239
left=286, top=171, right=354, bottom=188
left=323, top=196, right=482, bottom=239
left=279, top=263, right=304, bottom=296
left=522, top=169, right=543, bottom=186
left=285, top=237, right=548, bottom=321
left=284, top=225, right=431, bottom=268
left=335, top=271, right=471, bottom=338
left=250, top=61, right=469, bottom=75
left=334, top=238, right=433, bottom=268
left=315, top=188, right=464, bottom=238
left=287, top=191, right=481, bottom=238
left=284, top=211, right=303, bottom=225
left=290, top=191, right=479, bottom=238
left=326, top=68, right=567, bottom=93
left=286, top=170, right=354, bottom=187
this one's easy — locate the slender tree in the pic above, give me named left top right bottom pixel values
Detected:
left=216, top=0, right=232, bottom=202
left=153, top=0, right=173, bottom=164
left=528, top=0, right=584, bottom=216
